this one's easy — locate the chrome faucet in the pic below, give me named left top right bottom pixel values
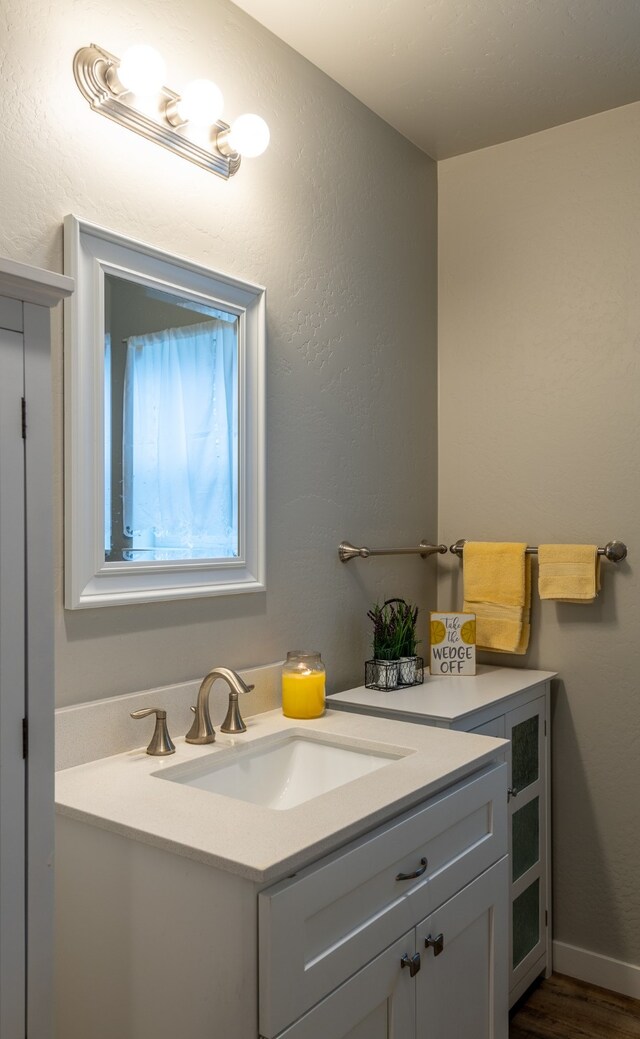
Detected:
left=185, top=667, right=254, bottom=744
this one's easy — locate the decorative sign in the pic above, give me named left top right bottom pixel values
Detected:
left=429, top=612, right=476, bottom=676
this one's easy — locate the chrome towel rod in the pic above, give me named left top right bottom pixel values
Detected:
left=339, top=540, right=448, bottom=563
left=449, top=539, right=628, bottom=562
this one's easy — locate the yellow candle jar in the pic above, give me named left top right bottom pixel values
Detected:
left=282, top=651, right=326, bottom=719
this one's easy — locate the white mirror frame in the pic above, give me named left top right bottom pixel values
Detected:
left=63, top=215, right=265, bottom=608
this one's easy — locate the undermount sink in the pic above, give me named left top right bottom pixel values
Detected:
left=153, top=731, right=408, bottom=810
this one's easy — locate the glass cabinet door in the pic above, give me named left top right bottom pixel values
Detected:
left=505, top=696, right=547, bottom=995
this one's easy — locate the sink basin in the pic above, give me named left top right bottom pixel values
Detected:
left=154, top=731, right=408, bottom=810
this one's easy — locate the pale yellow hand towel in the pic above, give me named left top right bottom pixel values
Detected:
left=463, top=542, right=531, bottom=654
left=538, top=544, right=600, bottom=602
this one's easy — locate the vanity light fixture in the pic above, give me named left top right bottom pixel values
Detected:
left=73, top=43, right=270, bottom=179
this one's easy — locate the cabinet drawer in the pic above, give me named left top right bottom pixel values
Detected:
left=259, top=762, right=507, bottom=1037
left=470, top=716, right=506, bottom=739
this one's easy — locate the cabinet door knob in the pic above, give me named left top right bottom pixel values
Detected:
left=507, top=786, right=519, bottom=802
left=425, top=933, right=444, bottom=956
left=395, top=857, right=427, bottom=881
left=400, top=952, right=421, bottom=977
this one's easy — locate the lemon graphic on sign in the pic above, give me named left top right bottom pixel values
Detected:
left=430, top=619, right=446, bottom=645
left=460, top=619, right=476, bottom=645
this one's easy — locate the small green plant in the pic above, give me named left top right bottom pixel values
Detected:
left=397, top=599, right=420, bottom=657
left=367, top=598, right=420, bottom=660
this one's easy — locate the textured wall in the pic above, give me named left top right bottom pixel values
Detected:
left=0, top=0, right=438, bottom=704
left=438, top=102, right=640, bottom=967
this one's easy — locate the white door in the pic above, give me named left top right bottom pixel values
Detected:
left=416, top=858, right=509, bottom=1039
left=0, top=309, right=27, bottom=1038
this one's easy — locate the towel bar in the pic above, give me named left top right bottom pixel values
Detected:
left=449, top=539, right=628, bottom=562
left=339, top=540, right=448, bottom=563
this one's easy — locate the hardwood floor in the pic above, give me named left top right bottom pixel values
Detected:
left=510, top=974, right=640, bottom=1039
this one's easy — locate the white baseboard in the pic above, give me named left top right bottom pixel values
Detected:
left=553, top=940, right=640, bottom=1000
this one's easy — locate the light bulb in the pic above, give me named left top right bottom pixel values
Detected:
left=176, top=79, right=224, bottom=126
left=116, top=45, right=167, bottom=96
left=227, top=114, right=270, bottom=158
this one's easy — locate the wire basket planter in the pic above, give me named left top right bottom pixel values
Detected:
left=364, top=656, right=424, bottom=691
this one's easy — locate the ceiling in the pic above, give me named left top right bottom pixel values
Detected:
left=231, top=0, right=640, bottom=159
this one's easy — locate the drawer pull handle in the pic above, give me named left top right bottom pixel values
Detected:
left=400, top=952, right=421, bottom=977
left=396, top=857, right=427, bottom=882
left=425, top=933, right=444, bottom=956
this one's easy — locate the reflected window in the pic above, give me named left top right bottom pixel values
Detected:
left=104, top=332, right=112, bottom=554
left=104, top=274, right=239, bottom=563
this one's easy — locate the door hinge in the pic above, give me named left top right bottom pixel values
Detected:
left=21, top=397, right=26, bottom=439
left=22, top=718, right=28, bottom=758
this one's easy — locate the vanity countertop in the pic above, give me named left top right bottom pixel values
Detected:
left=55, top=707, right=506, bottom=883
left=329, top=664, right=556, bottom=725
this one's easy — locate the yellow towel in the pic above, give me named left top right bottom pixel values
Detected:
left=538, top=544, right=600, bottom=602
left=463, top=542, right=531, bottom=654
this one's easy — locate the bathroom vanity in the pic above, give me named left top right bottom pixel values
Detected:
left=55, top=708, right=509, bottom=1039
left=330, top=665, right=555, bottom=1007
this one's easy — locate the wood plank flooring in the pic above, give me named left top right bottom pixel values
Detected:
left=510, top=974, right=640, bottom=1039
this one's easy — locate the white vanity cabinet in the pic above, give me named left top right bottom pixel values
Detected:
left=259, top=762, right=508, bottom=1039
left=330, top=665, right=555, bottom=1007
left=270, top=857, right=507, bottom=1039
left=56, top=753, right=508, bottom=1039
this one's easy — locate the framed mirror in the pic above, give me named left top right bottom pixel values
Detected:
left=63, top=215, right=265, bottom=608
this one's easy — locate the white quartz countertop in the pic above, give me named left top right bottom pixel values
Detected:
left=329, top=665, right=556, bottom=724
left=55, top=708, right=506, bottom=883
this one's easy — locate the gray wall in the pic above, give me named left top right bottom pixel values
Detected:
left=438, top=101, right=640, bottom=968
left=0, top=0, right=438, bottom=705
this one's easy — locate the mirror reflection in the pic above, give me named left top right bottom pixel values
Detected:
left=104, top=274, right=239, bottom=563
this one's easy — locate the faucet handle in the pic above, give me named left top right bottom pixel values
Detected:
left=131, top=707, right=176, bottom=756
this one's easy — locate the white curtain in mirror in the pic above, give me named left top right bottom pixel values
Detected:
left=122, top=318, right=238, bottom=560
left=104, top=332, right=112, bottom=554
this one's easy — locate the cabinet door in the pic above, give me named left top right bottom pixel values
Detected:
left=269, top=931, right=416, bottom=1039
left=505, top=695, right=547, bottom=996
left=415, top=858, right=508, bottom=1039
